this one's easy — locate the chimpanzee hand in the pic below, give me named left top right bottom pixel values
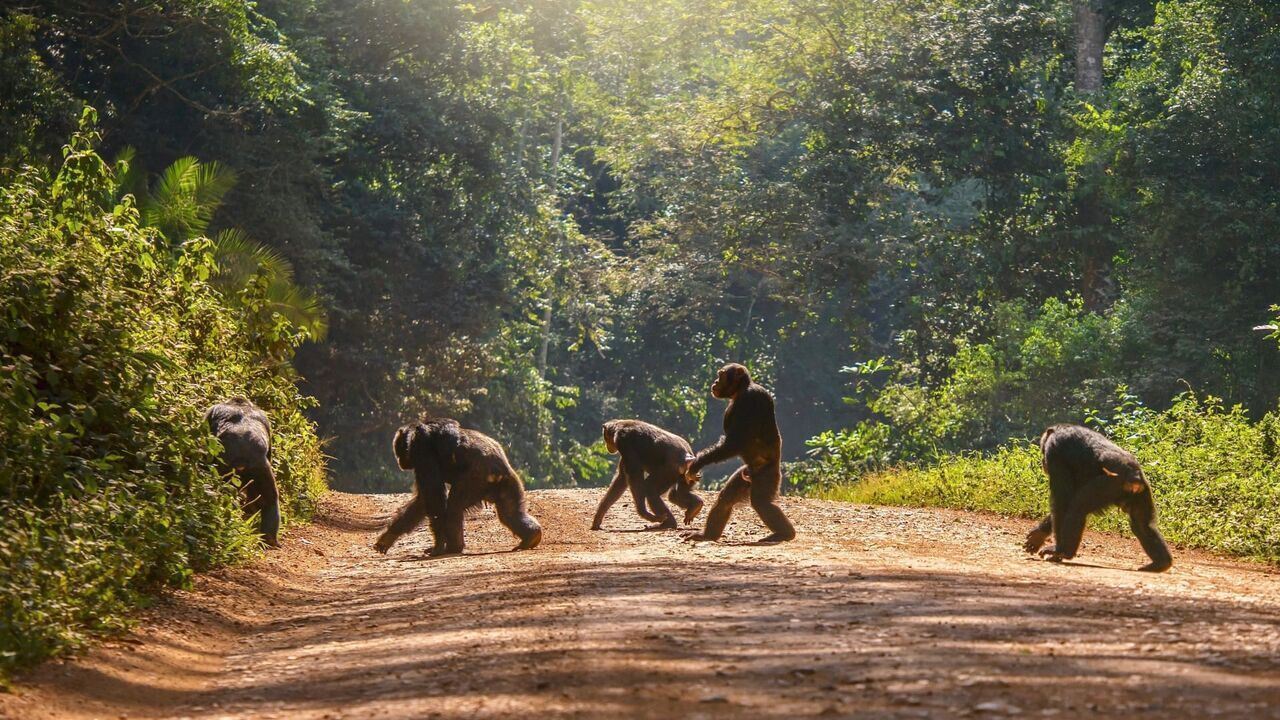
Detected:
left=681, top=455, right=701, bottom=485
left=373, top=537, right=393, bottom=554
left=1038, top=545, right=1065, bottom=562
left=1023, top=528, right=1051, bottom=554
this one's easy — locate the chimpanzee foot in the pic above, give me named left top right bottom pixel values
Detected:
left=515, top=527, right=542, bottom=550
left=684, top=501, right=705, bottom=525
left=1139, top=560, right=1172, bottom=573
left=682, top=531, right=719, bottom=543
left=757, top=531, right=795, bottom=544
left=646, top=517, right=679, bottom=531
left=1038, top=546, right=1065, bottom=563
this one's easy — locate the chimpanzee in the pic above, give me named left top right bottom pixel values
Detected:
left=375, top=418, right=542, bottom=555
left=205, top=397, right=280, bottom=547
left=592, top=419, right=704, bottom=530
left=1023, top=424, right=1173, bottom=572
left=685, top=363, right=795, bottom=543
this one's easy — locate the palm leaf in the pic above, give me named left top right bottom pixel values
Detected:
left=142, top=157, right=238, bottom=241
left=111, top=146, right=145, bottom=201
left=211, top=228, right=294, bottom=286
left=210, top=230, right=328, bottom=341
left=192, top=161, right=237, bottom=230
left=264, top=276, right=329, bottom=341
left=143, top=156, right=200, bottom=239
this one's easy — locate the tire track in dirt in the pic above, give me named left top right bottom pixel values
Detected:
left=4, top=490, right=1279, bottom=719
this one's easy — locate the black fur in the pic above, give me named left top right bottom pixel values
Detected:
left=687, top=363, right=795, bottom=543
left=376, top=419, right=541, bottom=555
left=593, top=419, right=704, bottom=530
left=1024, top=424, right=1172, bottom=572
left=205, top=397, right=280, bottom=546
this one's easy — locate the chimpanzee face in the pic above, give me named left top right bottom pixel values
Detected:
left=711, top=363, right=750, bottom=399
left=602, top=424, right=619, bottom=454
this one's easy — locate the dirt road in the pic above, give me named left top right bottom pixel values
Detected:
left=4, top=490, right=1280, bottom=719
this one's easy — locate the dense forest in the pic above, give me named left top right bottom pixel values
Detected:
left=6, top=0, right=1279, bottom=487
left=3, top=0, right=1279, bottom=673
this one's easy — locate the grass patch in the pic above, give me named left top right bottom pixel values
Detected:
left=810, top=393, right=1280, bottom=563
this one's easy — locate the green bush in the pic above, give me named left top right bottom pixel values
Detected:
left=0, top=112, right=326, bottom=677
left=814, top=392, right=1280, bottom=563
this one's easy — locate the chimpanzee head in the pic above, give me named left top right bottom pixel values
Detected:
left=1100, top=452, right=1147, bottom=494
left=711, top=363, right=751, bottom=399
left=602, top=421, right=620, bottom=454
left=394, top=418, right=465, bottom=472
left=393, top=424, right=422, bottom=470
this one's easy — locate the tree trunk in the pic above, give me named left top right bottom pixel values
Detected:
left=1074, top=1, right=1104, bottom=95
left=1074, top=1, right=1108, bottom=309
left=538, top=116, right=564, bottom=381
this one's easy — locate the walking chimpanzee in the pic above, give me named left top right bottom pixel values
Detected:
left=592, top=419, right=704, bottom=530
left=685, top=363, right=795, bottom=543
left=375, top=418, right=542, bottom=556
left=1024, top=424, right=1173, bottom=572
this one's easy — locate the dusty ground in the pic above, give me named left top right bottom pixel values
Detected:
left=3, top=489, right=1280, bottom=720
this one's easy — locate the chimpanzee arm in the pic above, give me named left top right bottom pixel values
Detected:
left=630, top=487, right=662, bottom=522
left=375, top=447, right=448, bottom=553
left=622, top=456, right=662, bottom=522
left=1128, top=490, right=1173, bottom=572
left=689, top=437, right=738, bottom=474
left=690, top=397, right=753, bottom=473
left=1041, top=476, right=1116, bottom=561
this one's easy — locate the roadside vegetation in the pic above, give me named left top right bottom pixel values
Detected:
left=809, top=392, right=1280, bottom=563
left=0, top=115, right=326, bottom=676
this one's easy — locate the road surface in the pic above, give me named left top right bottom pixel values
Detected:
left=4, top=490, right=1279, bottom=719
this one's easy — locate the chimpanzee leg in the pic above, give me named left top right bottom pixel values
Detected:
left=1128, top=489, right=1172, bottom=572
left=748, top=461, right=795, bottom=542
left=1023, top=515, right=1053, bottom=554
left=642, top=487, right=678, bottom=530
left=692, top=467, right=751, bottom=541
left=591, top=467, right=629, bottom=530
left=241, top=466, right=281, bottom=547
left=667, top=477, right=704, bottom=525
left=440, top=481, right=483, bottom=555
left=493, top=476, right=542, bottom=550
left=623, top=458, right=662, bottom=523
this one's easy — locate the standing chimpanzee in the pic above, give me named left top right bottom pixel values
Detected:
left=1024, top=424, right=1173, bottom=572
left=205, top=397, right=281, bottom=547
left=375, top=418, right=542, bottom=556
left=592, top=419, right=704, bottom=530
left=685, top=363, right=796, bottom=543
